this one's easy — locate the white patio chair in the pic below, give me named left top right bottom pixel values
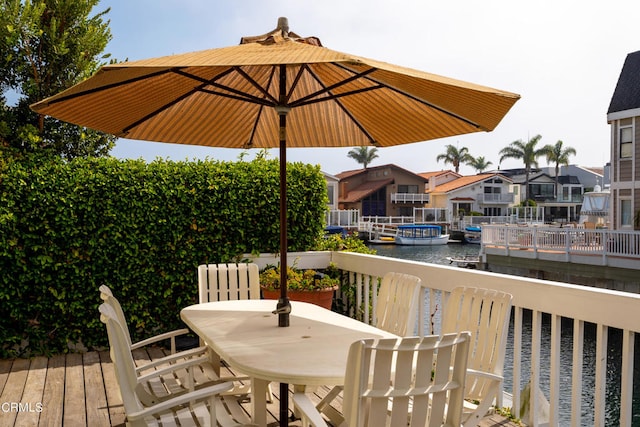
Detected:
left=100, top=303, right=256, bottom=427
left=315, top=272, right=422, bottom=424
left=99, top=285, right=248, bottom=404
left=197, top=262, right=273, bottom=402
left=442, top=286, right=513, bottom=427
left=293, top=333, right=471, bottom=427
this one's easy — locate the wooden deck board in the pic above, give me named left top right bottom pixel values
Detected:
left=63, top=353, right=86, bottom=426
left=0, top=358, right=30, bottom=427
left=40, top=355, right=66, bottom=427
left=0, top=351, right=519, bottom=426
left=83, top=352, right=110, bottom=427
left=14, top=356, right=47, bottom=427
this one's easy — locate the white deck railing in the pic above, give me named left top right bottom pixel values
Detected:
left=251, top=251, right=640, bottom=427
left=481, top=225, right=640, bottom=269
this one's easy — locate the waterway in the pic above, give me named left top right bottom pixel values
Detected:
left=368, top=242, right=640, bottom=427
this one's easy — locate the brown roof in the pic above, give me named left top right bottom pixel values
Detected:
left=417, top=170, right=460, bottom=179
left=340, top=178, right=393, bottom=203
left=427, top=173, right=512, bottom=193
left=336, top=164, right=428, bottom=181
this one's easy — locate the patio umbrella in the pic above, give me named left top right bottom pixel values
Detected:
left=31, top=17, right=519, bottom=327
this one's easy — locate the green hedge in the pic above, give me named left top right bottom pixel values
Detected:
left=0, top=155, right=327, bottom=357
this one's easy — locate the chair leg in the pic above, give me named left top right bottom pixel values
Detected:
left=316, top=385, right=345, bottom=426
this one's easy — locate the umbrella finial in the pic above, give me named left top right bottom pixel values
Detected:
left=277, top=17, right=289, bottom=36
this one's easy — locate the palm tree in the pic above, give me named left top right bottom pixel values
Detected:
left=543, top=140, right=577, bottom=198
left=498, top=134, right=546, bottom=203
left=466, top=156, right=493, bottom=173
left=436, top=144, right=473, bottom=173
left=347, top=146, right=379, bottom=168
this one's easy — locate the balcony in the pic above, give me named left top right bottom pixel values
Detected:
left=391, top=192, right=429, bottom=203
left=477, top=193, right=515, bottom=204
left=251, top=251, right=640, bottom=427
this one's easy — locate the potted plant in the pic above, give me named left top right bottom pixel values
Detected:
left=260, top=263, right=340, bottom=310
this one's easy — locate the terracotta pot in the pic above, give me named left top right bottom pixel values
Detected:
left=261, top=287, right=337, bottom=310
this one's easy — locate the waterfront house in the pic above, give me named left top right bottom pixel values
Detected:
left=336, top=164, right=429, bottom=217
left=540, top=164, right=607, bottom=191
left=607, top=50, right=640, bottom=230
left=423, top=173, right=515, bottom=217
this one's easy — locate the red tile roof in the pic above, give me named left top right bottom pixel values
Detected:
left=427, top=173, right=512, bottom=193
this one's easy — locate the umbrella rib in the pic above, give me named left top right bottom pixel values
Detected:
left=233, top=66, right=279, bottom=104
left=333, top=63, right=486, bottom=130
left=294, top=64, right=378, bottom=145
left=246, top=68, right=277, bottom=148
left=41, top=68, right=178, bottom=105
left=174, top=69, right=275, bottom=106
left=289, top=66, right=377, bottom=107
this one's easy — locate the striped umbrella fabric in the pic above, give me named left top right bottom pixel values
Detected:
left=31, top=20, right=519, bottom=150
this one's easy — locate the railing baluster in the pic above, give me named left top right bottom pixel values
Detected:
left=571, top=319, right=584, bottom=427
left=550, top=314, right=561, bottom=426
left=594, top=324, right=608, bottom=427
left=512, top=307, right=523, bottom=421
left=620, top=330, right=635, bottom=427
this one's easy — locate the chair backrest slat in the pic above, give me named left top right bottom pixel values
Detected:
left=198, top=263, right=260, bottom=303
left=375, top=272, right=421, bottom=336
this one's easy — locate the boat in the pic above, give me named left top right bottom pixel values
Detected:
left=394, top=224, right=449, bottom=246
left=463, top=225, right=482, bottom=244
left=446, top=255, right=480, bottom=269
left=369, top=235, right=396, bottom=244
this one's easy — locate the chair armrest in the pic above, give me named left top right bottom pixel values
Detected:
left=126, top=381, right=234, bottom=421
left=130, top=328, right=190, bottom=350
left=134, top=345, right=209, bottom=374
left=466, top=368, right=503, bottom=383
left=136, top=355, right=213, bottom=384
left=293, top=392, right=330, bottom=427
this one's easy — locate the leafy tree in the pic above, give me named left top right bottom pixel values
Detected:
left=499, top=134, right=547, bottom=202
left=436, top=144, right=472, bottom=173
left=347, top=146, right=379, bottom=168
left=466, top=155, right=493, bottom=173
left=543, top=140, right=576, bottom=198
left=0, top=0, right=116, bottom=159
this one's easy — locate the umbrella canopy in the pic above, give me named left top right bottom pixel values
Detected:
left=32, top=25, right=518, bottom=149
left=31, top=17, right=519, bottom=325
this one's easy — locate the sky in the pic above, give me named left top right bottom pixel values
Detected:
left=102, top=0, right=640, bottom=176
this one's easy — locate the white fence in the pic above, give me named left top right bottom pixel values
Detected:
left=481, top=225, right=640, bottom=269
left=250, top=251, right=640, bottom=427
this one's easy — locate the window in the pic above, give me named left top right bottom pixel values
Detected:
left=620, top=125, right=633, bottom=158
left=397, top=185, right=418, bottom=193
left=620, top=199, right=632, bottom=227
left=327, top=185, right=334, bottom=205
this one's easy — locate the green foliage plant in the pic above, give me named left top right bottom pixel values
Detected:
left=0, top=154, right=327, bottom=357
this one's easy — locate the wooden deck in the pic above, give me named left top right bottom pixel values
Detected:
left=0, top=347, right=520, bottom=426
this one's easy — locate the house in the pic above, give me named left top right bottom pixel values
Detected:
left=607, top=50, right=640, bottom=230
left=539, top=164, right=606, bottom=191
left=335, top=164, right=428, bottom=217
left=424, top=173, right=515, bottom=217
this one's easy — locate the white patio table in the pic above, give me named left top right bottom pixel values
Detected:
left=180, top=299, right=398, bottom=426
